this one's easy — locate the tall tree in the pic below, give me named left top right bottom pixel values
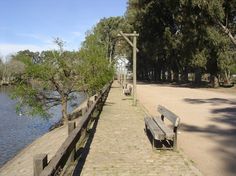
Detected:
left=0, top=58, right=3, bottom=81
left=125, top=0, right=236, bottom=86
left=79, top=31, right=114, bottom=95
left=93, top=16, right=129, bottom=62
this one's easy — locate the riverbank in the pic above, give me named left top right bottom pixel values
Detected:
left=0, top=85, right=88, bottom=167
left=0, top=124, right=67, bottom=176
left=0, top=93, right=94, bottom=175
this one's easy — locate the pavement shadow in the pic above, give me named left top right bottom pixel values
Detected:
left=72, top=110, right=100, bottom=176
left=72, top=91, right=110, bottom=175
left=182, top=98, right=236, bottom=174
left=184, top=98, right=236, bottom=106
left=137, top=81, right=211, bottom=88
left=145, top=128, right=173, bottom=149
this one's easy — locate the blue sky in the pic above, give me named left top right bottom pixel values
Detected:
left=0, top=0, right=127, bottom=60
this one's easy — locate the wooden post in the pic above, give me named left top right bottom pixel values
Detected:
left=68, top=121, right=76, bottom=135
left=82, top=107, right=87, bottom=116
left=87, top=100, right=93, bottom=108
left=33, top=154, right=48, bottom=176
left=117, top=31, right=139, bottom=106
left=124, top=69, right=127, bottom=89
left=173, top=127, right=178, bottom=151
left=133, top=31, right=137, bottom=106
left=161, top=115, right=164, bottom=121
left=68, top=122, right=76, bottom=162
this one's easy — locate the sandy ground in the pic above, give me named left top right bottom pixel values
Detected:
left=137, top=83, right=236, bottom=176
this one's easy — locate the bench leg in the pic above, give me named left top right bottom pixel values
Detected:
left=173, top=135, right=177, bottom=151
left=152, top=139, right=155, bottom=150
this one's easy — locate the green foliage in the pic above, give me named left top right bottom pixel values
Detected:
left=93, top=17, right=129, bottom=61
left=125, top=0, right=236, bottom=84
left=79, top=30, right=114, bottom=95
left=11, top=84, right=48, bottom=117
left=11, top=48, right=84, bottom=119
left=11, top=35, right=114, bottom=121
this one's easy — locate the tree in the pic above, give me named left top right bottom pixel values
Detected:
left=124, top=0, right=236, bottom=87
left=79, top=29, right=114, bottom=95
left=93, top=17, right=129, bottom=63
left=11, top=40, right=86, bottom=123
left=216, top=1, right=236, bottom=46
left=0, top=58, right=3, bottom=81
left=11, top=37, right=114, bottom=123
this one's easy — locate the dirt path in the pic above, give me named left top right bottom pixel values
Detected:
left=137, top=83, right=236, bottom=176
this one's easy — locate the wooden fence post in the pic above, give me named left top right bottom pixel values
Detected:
left=68, top=122, right=76, bottom=162
left=82, top=107, right=87, bottom=116
left=33, top=154, right=48, bottom=176
left=87, top=100, right=93, bottom=108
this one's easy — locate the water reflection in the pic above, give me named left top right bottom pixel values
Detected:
left=0, top=86, right=85, bottom=167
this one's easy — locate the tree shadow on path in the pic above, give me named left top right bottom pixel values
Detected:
left=182, top=98, right=236, bottom=175
left=72, top=91, right=111, bottom=175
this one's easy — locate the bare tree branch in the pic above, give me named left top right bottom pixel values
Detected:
left=217, top=20, right=236, bottom=46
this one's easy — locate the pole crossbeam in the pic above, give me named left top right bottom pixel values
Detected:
left=118, top=31, right=139, bottom=52
left=117, top=31, right=139, bottom=106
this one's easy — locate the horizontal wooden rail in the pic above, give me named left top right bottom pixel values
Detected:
left=34, top=82, right=112, bottom=176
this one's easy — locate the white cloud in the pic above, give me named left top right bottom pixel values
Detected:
left=17, top=33, right=52, bottom=44
left=0, top=43, right=56, bottom=61
left=72, top=32, right=82, bottom=37
left=0, top=32, right=85, bottom=61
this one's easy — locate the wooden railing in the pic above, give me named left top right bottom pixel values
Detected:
left=33, top=82, right=112, bottom=176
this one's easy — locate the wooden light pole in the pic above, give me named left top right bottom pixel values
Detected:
left=118, top=31, right=139, bottom=106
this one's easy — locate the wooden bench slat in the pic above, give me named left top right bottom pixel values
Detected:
left=157, top=105, right=180, bottom=127
left=153, top=117, right=175, bottom=140
left=144, top=117, right=165, bottom=140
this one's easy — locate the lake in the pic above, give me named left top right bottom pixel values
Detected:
left=0, top=86, right=85, bottom=167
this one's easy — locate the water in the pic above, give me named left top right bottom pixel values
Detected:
left=0, top=86, right=85, bottom=167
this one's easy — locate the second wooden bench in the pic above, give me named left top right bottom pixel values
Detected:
left=144, top=105, right=180, bottom=150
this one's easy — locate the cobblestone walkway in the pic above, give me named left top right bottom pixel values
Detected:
left=79, top=82, right=202, bottom=176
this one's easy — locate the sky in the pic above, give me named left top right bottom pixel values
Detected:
left=0, top=0, right=127, bottom=61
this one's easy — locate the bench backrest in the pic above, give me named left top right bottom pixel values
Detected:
left=157, top=105, right=180, bottom=127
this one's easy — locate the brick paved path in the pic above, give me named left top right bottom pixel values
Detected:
left=79, top=82, right=202, bottom=176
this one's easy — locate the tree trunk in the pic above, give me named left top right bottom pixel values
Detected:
left=173, top=71, right=179, bottom=82
left=61, top=96, right=68, bottom=124
left=194, top=68, right=202, bottom=85
left=167, top=69, right=172, bottom=82
left=158, top=70, right=161, bottom=81
left=210, top=75, right=219, bottom=88
left=161, top=69, right=166, bottom=81
left=181, top=68, right=189, bottom=83
left=224, top=70, right=231, bottom=85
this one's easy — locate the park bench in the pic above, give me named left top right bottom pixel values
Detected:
left=123, top=84, right=132, bottom=96
left=144, top=105, right=180, bottom=150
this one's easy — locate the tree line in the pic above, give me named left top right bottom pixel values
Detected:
left=125, top=0, right=236, bottom=87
